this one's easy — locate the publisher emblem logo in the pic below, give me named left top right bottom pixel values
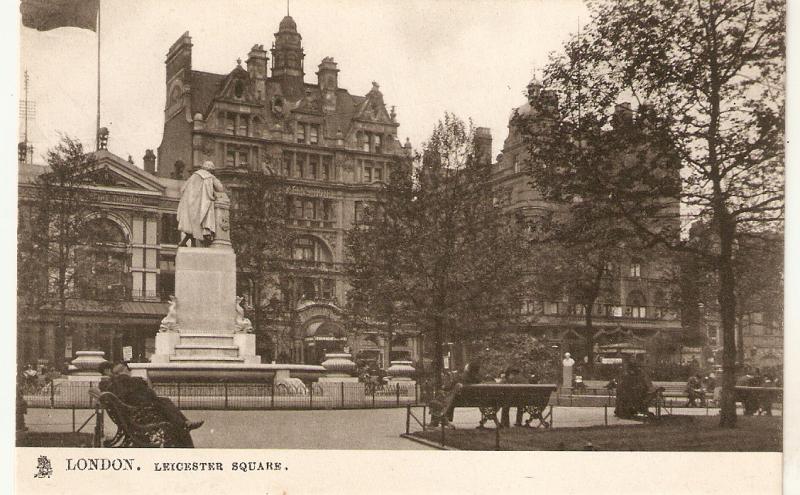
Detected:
left=34, top=455, right=53, bottom=478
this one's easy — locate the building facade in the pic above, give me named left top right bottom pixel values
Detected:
left=17, top=16, right=419, bottom=370
left=486, top=81, right=684, bottom=368
left=17, top=150, right=179, bottom=369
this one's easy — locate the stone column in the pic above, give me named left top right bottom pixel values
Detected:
left=562, top=353, right=575, bottom=390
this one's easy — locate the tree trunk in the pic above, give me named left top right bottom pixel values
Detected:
left=386, top=319, right=394, bottom=369
left=432, top=317, right=444, bottom=391
left=583, top=303, right=595, bottom=378
left=718, top=229, right=738, bottom=428
left=735, top=316, right=744, bottom=365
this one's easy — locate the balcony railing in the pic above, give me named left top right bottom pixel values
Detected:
left=520, top=301, right=679, bottom=321
left=289, top=218, right=336, bottom=229
left=67, top=286, right=173, bottom=303
left=287, top=259, right=345, bottom=273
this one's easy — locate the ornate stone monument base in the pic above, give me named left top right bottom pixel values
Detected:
left=135, top=181, right=324, bottom=383
left=148, top=247, right=260, bottom=366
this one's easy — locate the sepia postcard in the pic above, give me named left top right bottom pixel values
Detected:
left=8, top=0, right=796, bottom=493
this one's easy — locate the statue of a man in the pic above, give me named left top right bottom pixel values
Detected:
left=177, top=160, right=225, bottom=247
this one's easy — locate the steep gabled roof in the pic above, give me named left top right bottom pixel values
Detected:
left=190, top=70, right=226, bottom=117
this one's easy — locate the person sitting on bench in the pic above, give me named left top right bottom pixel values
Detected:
left=614, top=359, right=661, bottom=419
left=96, top=362, right=203, bottom=445
left=430, top=360, right=483, bottom=427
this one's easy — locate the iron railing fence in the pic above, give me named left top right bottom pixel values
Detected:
left=22, top=380, right=420, bottom=410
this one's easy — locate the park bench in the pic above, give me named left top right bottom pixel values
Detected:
left=92, top=391, right=192, bottom=448
left=734, top=386, right=782, bottom=415
left=409, top=384, right=556, bottom=449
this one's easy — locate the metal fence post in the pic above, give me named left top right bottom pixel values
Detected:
left=72, top=407, right=76, bottom=432
left=310, top=382, right=314, bottom=409
left=50, top=381, right=55, bottom=408
left=341, top=381, right=345, bottom=408
left=224, top=383, right=228, bottom=410
left=415, top=383, right=419, bottom=404
left=495, top=425, right=501, bottom=450
left=604, top=405, right=608, bottom=426
left=396, top=383, right=400, bottom=406
left=177, top=383, right=181, bottom=408
left=406, top=405, right=411, bottom=434
left=372, top=387, right=376, bottom=408
left=271, top=383, right=275, bottom=409
left=93, top=405, right=104, bottom=448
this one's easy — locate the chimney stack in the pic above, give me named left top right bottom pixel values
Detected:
left=143, top=149, right=156, bottom=174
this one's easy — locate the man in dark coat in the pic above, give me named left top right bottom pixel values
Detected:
left=500, top=367, right=525, bottom=427
left=98, top=362, right=202, bottom=446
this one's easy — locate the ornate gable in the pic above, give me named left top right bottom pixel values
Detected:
left=216, top=64, right=258, bottom=104
left=92, top=151, right=166, bottom=194
left=354, top=82, right=393, bottom=124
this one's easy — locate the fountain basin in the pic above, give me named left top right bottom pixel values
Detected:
left=129, top=362, right=326, bottom=383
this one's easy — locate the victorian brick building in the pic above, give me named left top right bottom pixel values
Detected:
left=152, top=16, right=416, bottom=366
left=488, top=80, right=684, bottom=367
left=18, top=16, right=419, bottom=369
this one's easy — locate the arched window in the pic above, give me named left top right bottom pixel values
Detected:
left=627, top=290, right=647, bottom=319
left=169, top=85, right=182, bottom=107
left=76, top=218, right=129, bottom=300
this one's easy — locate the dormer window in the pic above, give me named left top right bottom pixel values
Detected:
left=296, top=124, right=306, bottom=144
left=309, top=125, right=319, bottom=145
left=234, top=80, right=245, bottom=98
left=374, top=135, right=382, bottom=154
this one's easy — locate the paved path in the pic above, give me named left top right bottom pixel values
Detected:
left=24, top=405, right=774, bottom=449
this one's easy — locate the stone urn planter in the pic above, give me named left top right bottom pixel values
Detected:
left=67, top=351, right=108, bottom=382
left=320, top=353, right=357, bottom=377
left=387, top=360, right=416, bottom=380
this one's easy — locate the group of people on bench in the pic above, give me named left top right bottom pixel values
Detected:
left=92, top=362, right=203, bottom=447
left=429, top=360, right=536, bottom=428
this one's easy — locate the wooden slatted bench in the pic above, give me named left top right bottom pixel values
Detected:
left=424, top=384, right=557, bottom=450
left=734, top=386, right=782, bottom=415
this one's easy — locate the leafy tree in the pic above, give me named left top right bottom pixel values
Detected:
left=471, top=332, right=561, bottom=383
left=680, top=227, right=783, bottom=363
left=228, top=169, right=292, bottom=361
left=18, top=137, right=102, bottom=365
left=526, top=199, right=644, bottom=376
left=347, top=114, right=529, bottom=389
left=518, top=0, right=784, bottom=427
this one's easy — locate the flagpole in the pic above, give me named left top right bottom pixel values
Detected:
left=96, top=0, right=101, bottom=150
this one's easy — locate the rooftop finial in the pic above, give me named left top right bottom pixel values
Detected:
left=287, top=0, right=290, bottom=16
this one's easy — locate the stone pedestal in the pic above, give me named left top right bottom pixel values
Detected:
left=149, top=240, right=260, bottom=366
left=562, top=364, right=573, bottom=389
left=175, top=247, right=237, bottom=334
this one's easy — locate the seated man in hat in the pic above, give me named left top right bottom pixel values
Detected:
left=95, top=362, right=203, bottom=446
left=500, top=367, right=525, bottom=427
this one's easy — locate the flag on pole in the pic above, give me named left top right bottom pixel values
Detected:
left=20, top=0, right=99, bottom=32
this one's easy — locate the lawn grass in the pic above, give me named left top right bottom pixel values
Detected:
left=412, top=415, right=782, bottom=451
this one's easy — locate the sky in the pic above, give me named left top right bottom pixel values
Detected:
left=18, top=0, right=587, bottom=166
